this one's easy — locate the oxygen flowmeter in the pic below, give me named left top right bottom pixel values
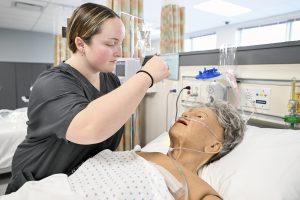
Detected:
left=283, top=78, right=300, bottom=129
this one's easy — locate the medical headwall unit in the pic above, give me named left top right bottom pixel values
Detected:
left=142, top=41, right=300, bottom=145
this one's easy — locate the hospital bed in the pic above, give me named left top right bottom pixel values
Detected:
left=0, top=124, right=299, bottom=200
left=0, top=108, right=27, bottom=174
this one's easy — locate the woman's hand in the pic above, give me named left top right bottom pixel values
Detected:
left=142, top=55, right=170, bottom=83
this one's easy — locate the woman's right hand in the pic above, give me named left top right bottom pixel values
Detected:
left=142, top=55, right=170, bottom=83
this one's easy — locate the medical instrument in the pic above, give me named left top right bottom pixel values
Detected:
left=195, top=67, right=221, bottom=80
left=283, top=78, right=300, bottom=129
left=194, top=67, right=228, bottom=103
left=175, top=86, right=191, bottom=121
left=162, top=53, right=180, bottom=81
left=114, top=58, right=141, bottom=84
left=136, top=23, right=152, bottom=57
left=168, top=115, right=222, bottom=158
left=219, top=45, right=257, bottom=124
left=179, top=115, right=221, bottom=141
left=119, top=11, right=150, bottom=58
left=207, top=80, right=227, bottom=103
left=166, top=89, right=177, bottom=131
left=168, top=147, right=216, bottom=155
left=114, top=59, right=142, bottom=150
left=218, top=45, right=240, bottom=104
left=167, top=149, right=189, bottom=200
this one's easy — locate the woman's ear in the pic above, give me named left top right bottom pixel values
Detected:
left=204, top=141, right=223, bottom=154
left=75, top=36, right=85, bottom=54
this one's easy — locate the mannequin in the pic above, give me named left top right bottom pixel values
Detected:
left=69, top=101, right=245, bottom=200
left=69, top=100, right=245, bottom=200
left=138, top=101, right=245, bottom=199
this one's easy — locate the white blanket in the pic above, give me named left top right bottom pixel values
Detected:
left=1, top=150, right=174, bottom=200
left=69, top=149, right=174, bottom=200
left=0, top=174, right=82, bottom=200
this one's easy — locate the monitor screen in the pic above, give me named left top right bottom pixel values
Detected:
left=115, top=61, right=126, bottom=76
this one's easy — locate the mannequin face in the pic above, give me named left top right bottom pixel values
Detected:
left=169, top=107, right=224, bottom=160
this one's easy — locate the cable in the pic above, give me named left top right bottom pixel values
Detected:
left=166, top=89, right=177, bottom=131
left=175, top=86, right=191, bottom=122
left=167, top=150, right=189, bottom=200
left=240, top=89, right=258, bottom=124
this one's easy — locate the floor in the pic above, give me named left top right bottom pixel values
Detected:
left=0, top=173, right=11, bottom=196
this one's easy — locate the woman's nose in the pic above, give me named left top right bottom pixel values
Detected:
left=114, top=45, right=122, bottom=57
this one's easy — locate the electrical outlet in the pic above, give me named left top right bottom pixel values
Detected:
left=240, top=87, right=271, bottom=109
left=181, top=82, right=202, bottom=105
left=190, top=85, right=200, bottom=97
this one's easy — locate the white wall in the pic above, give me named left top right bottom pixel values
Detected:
left=0, top=28, right=54, bottom=63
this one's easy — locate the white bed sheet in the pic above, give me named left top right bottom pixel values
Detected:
left=0, top=108, right=27, bottom=173
left=0, top=174, right=83, bottom=200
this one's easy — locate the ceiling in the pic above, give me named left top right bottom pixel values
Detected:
left=1, top=0, right=300, bottom=36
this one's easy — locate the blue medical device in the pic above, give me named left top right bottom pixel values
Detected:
left=195, top=67, right=221, bottom=80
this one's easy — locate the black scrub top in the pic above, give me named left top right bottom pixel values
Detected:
left=5, top=63, right=124, bottom=194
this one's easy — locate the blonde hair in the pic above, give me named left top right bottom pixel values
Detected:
left=67, top=3, right=119, bottom=53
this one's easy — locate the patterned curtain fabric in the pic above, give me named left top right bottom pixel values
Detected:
left=107, top=0, right=144, bottom=151
left=160, top=3, right=185, bottom=53
left=107, top=0, right=143, bottom=58
left=54, top=28, right=71, bottom=66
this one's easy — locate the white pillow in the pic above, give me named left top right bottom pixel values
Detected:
left=142, top=131, right=170, bottom=153
left=200, top=125, right=300, bottom=200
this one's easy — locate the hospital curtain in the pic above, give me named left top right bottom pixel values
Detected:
left=106, top=0, right=143, bottom=58
left=107, top=0, right=144, bottom=151
left=54, top=27, right=71, bottom=66
left=160, top=3, right=185, bottom=53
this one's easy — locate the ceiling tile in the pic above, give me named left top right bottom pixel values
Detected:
left=0, top=0, right=300, bottom=35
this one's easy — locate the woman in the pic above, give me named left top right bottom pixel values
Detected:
left=5, top=3, right=169, bottom=194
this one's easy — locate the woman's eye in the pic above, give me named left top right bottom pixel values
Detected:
left=197, top=115, right=203, bottom=119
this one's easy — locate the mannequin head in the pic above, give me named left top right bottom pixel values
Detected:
left=169, top=100, right=245, bottom=170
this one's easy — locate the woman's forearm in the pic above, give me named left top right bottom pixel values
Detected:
left=66, top=72, right=151, bottom=144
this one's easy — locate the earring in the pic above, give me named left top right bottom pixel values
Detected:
left=80, top=48, right=85, bottom=56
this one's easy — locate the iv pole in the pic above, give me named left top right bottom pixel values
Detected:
left=120, top=11, right=144, bottom=58
left=119, top=11, right=144, bottom=149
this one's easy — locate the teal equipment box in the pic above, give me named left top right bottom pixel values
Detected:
left=142, top=53, right=180, bottom=81
left=161, top=53, right=179, bottom=81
